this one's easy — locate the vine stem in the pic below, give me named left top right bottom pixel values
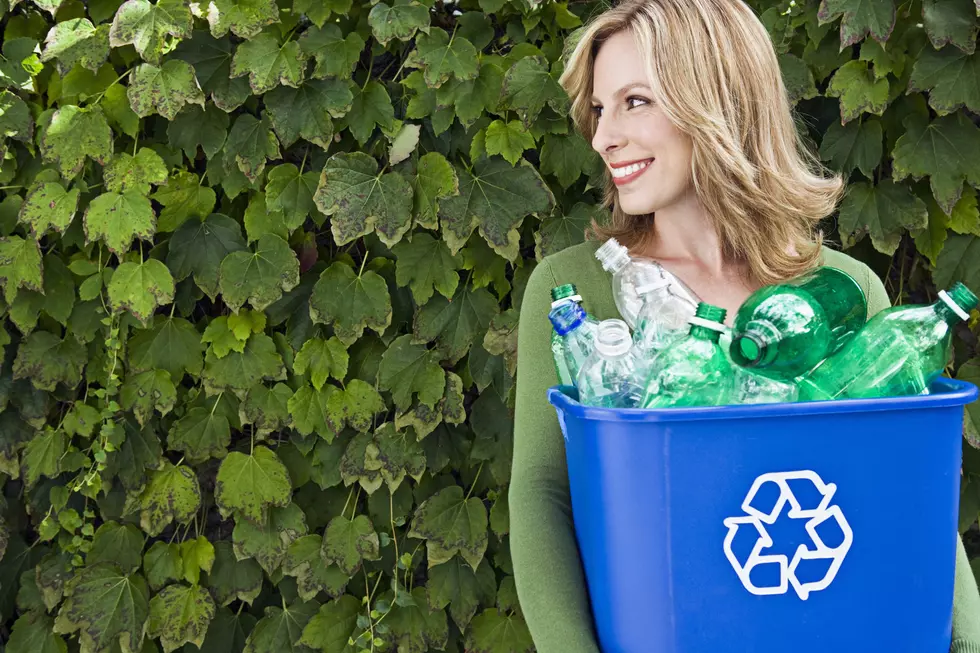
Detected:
left=464, top=461, right=484, bottom=501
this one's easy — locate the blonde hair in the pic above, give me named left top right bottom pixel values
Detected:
left=559, top=0, right=845, bottom=285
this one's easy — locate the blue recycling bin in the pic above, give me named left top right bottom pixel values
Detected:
left=548, top=378, right=978, bottom=653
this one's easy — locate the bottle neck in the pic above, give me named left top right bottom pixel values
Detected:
left=935, top=290, right=970, bottom=326
left=687, top=316, right=726, bottom=343
left=731, top=319, right=780, bottom=367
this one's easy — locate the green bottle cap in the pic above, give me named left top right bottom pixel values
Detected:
left=551, top=284, right=577, bottom=302
left=947, top=282, right=978, bottom=314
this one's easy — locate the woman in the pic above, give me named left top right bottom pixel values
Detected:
left=510, top=0, right=980, bottom=651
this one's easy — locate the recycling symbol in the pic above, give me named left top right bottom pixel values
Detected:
left=722, top=470, right=853, bottom=600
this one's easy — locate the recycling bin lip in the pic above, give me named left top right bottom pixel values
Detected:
left=547, top=377, right=978, bottom=424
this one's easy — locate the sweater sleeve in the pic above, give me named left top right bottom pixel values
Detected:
left=511, top=259, right=602, bottom=653
left=860, top=261, right=980, bottom=651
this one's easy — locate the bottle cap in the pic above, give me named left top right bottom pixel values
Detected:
left=594, top=318, right=632, bottom=356
left=594, top=238, right=630, bottom=273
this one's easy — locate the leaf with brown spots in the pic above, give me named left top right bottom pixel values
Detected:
left=147, top=583, right=216, bottom=653
left=128, top=60, right=206, bottom=121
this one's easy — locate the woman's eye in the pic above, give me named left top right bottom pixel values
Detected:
left=627, top=96, right=649, bottom=109
left=591, top=105, right=602, bottom=117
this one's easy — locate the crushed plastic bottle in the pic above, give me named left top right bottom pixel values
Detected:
left=631, top=267, right=697, bottom=380
left=595, top=237, right=698, bottom=329
left=549, top=300, right=597, bottom=386
left=549, top=284, right=599, bottom=385
left=640, top=302, right=734, bottom=409
left=732, top=367, right=799, bottom=405
left=729, top=266, right=867, bottom=382
left=576, top=319, right=643, bottom=408
left=799, top=282, right=978, bottom=401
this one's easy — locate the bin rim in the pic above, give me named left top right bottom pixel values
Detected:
left=547, top=377, right=978, bottom=423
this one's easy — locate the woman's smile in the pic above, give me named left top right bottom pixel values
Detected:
left=610, top=158, right=654, bottom=186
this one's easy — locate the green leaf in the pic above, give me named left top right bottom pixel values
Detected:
left=180, top=536, right=215, bottom=585
left=534, top=202, right=598, bottom=260
left=144, top=542, right=182, bottom=591
left=409, top=484, right=487, bottom=570
left=129, top=60, right=205, bottom=121
left=427, top=557, right=495, bottom=632
left=108, top=259, right=175, bottom=325
left=208, top=541, right=263, bottom=606
left=935, top=233, right=980, bottom=292
left=168, top=104, right=229, bottom=160
left=152, top=171, right=218, bottom=232
left=891, top=113, right=980, bottom=215
left=265, top=164, right=320, bottom=229
left=101, top=84, right=140, bottom=138
left=409, top=152, right=458, bottom=230
left=483, top=309, right=518, bottom=378
left=837, top=179, right=928, bottom=254
left=0, top=236, right=42, bottom=303
left=13, top=330, right=86, bottom=391
left=314, top=152, right=414, bottom=247
left=309, top=261, right=392, bottom=345
left=392, top=232, right=459, bottom=305
left=413, top=286, right=498, bottom=364
left=120, top=369, right=177, bottom=425
left=201, top=0, right=279, bottom=39
left=40, top=19, right=110, bottom=75
left=817, top=0, right=896, bottom=47
left=18, top=182, right=79, bottom=238
left=283, top=535, right=350, bottom=601
left=167, top=403, right=231, bottom=463
left=908, top=46, right=980, bottom=115
left=230, top=33, right=306, bottom=95
left=147, top=583, right=216, bottom=653
left=7, top=611, right=67, bottom=653
left=414, top=28, right=479, bottom=88
left=827, top=60, right=889, bottom=124
left=464, top=608, right=534, bottom=653
left=201, top=332, right=286, bottom=396
left=321, top=514, right=380, bottom=575
left=298, top=595, right=359, bottom=651
left=173, top=30, right=250, bottom=111
left=484, top=120, right=534, bottom=166
left=109, top=0, right=193, bottom=63
left=0, top=90, right=33, bottom=157
left=128, top=314, right=205, bottom=382
left=53, top=564, right=150, bottom=653
left=384, top=587, right=448, bottom=653
left=500, top=56, right=567, bottom=126
left=378, top=334, right=444, bottom=411
left=233, top=502, right=308, bottom=574
left=948, top=185, right=980, bottom=235
left=215, top=445, right=292, bottom=525
left=138, top=461, right=202, bottom=536
left=224, top=114, right=281, bottom=182
left=288, top=384, right=338, bottom=440
left=218, top=233, right=300, bottom=312
left=438, top=158, right=555, bottom=260
left=538, top=132, right=595, bottom=189
left=331, top=379, right=384, bottom=432
left=104, top=148, right=169, bottom=195
left=40, top=105, right=113, bottom=178
left=913, top=186, right=950, bottom=266
left=819, top=116, right=882, bottom=179
left=294, top=336, right=348, bottom=390
left=922, top=0, right=977, bottom=54
left=167, top=213, right=247, bottom=300
left=343, top=80, right=395, bottom=145
left=264, top=79, right=352, bottom=149
left=20, top=428, right=66, bottom=490
left=369, top=0, right=430, bottom=45
left=83, top=190, right=156, bottom=256
left=298, top=24, right=364, bottom=80
left=340, top=423, right=425, bottom=493
left=779, top=52, right=818, bottom=105
left=243, top=192, right=289, bottom=242
left=243, top=600, right=317, bottom=653
left=87, top=522, right=144, bottom=573
left=395, top=370, right=465, bottom=439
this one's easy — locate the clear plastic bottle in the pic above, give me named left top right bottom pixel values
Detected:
left=799, top=282, right=978, bottom=401
left=548, top=301, right=597, bottom=386
left=631, top=268, right=697, bottom=379
left=576, top=319, right=643, bottom=408
left=729, top=266, right=867, bottom=382
left=732, top=366, right=799, bottom=405
left=594, top=237, right=698, bottom=329
left=549, top=284, right=599, bottom=386
left=640, top=302, right=734, bottom=409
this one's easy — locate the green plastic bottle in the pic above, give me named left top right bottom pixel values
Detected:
left=548, top=299, right=596, bottom=387
left=549, top=284, right=598, bottom=385
left=729, top=266, right=867, bottom=382
left=640, top=302, right=734, bottom=409
left=799, top=282, right=978, bottom=401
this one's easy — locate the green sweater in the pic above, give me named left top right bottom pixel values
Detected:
left=511, top=239, right=980, bottom=653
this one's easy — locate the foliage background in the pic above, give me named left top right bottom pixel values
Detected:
left=0, top=0, right=979, bottom=650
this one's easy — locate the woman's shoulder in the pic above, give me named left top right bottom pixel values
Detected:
left=524, top=240, right=617, bottom=315
left=817, top=243, right=892, bottom=315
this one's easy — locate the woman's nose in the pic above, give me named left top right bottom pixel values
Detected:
left=591, top=114, right=627, bottom=154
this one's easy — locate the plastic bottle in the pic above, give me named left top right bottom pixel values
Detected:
left=549, top=284, right=599, bottom=385
left=576, top=319, right=643, bottom=408
left=732, top=367, right=799, bottom=405
left=594, top=237, right=698, bottom=329
left=640, top=303, right=734, bottom=409
left=631, top=267, right=697, bottom=380
left=798, top=282, right=978, bottom=401
left=728, top=266, right=867, bottom=382
left=548, top=300, right=597, bottom=387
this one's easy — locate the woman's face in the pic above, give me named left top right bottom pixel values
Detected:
left=591, top=30, right=695, bottom=216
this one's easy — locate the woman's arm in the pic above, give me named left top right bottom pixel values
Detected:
left=511, top=259, right=602, bottom=653
left=860, top=261, right=980, bottom=650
